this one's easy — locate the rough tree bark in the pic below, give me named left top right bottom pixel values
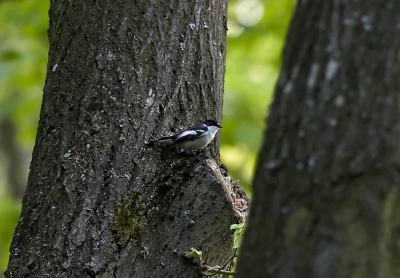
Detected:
left=6, top=1, right=248, bottom=277
left=237, top=1, right=400, bottom=277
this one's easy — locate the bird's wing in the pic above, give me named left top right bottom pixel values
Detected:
left=173, top=127, right=207, bottom=144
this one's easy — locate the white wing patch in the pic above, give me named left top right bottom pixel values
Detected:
left=176, top=130, right=199, bottom=140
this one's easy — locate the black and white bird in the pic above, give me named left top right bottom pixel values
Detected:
left=148, top=120, right=222, bottom=154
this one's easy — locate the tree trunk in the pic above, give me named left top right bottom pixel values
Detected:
left=237, top=1, right=400, bottom=277
left=0, top=118, right=28, bottom=198
left=6, top=1, right=248, bottom=277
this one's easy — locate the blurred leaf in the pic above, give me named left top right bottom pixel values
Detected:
left=230, top=221, right=246, bottom=249
left=0, top=197, right=21, bottom=275
left=221, top=0, right=296, bottom=195
left=0, top=0, right=49, bottom=147
left=0, top=0, right=48, bottom=273
left=185, top=248, right=203, bottom=261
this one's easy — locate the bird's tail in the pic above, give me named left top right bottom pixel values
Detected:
left=147, top=136, right=175, bottom=147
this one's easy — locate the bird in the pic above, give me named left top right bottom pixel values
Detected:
left=148, top=119, right=222, bottom=157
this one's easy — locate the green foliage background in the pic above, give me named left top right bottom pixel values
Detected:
left=0, top=0, right=295, bottom=275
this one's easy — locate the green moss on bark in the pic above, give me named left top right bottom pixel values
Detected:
left=111, top=191, right=148, bottom=246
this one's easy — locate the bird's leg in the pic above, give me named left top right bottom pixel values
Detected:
left=191, top=150, right=201, bottom=160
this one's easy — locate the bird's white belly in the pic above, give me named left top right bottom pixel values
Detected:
left=175, top=125, right=220, bottom=151
left=177, top=135, right=212, bottom=150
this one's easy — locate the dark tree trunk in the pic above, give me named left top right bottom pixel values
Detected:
left=6, top=1, right=248, bottom=277
left=0, top=118, right=28, bottom=198
left=237, top=1, right=400, bottom=277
